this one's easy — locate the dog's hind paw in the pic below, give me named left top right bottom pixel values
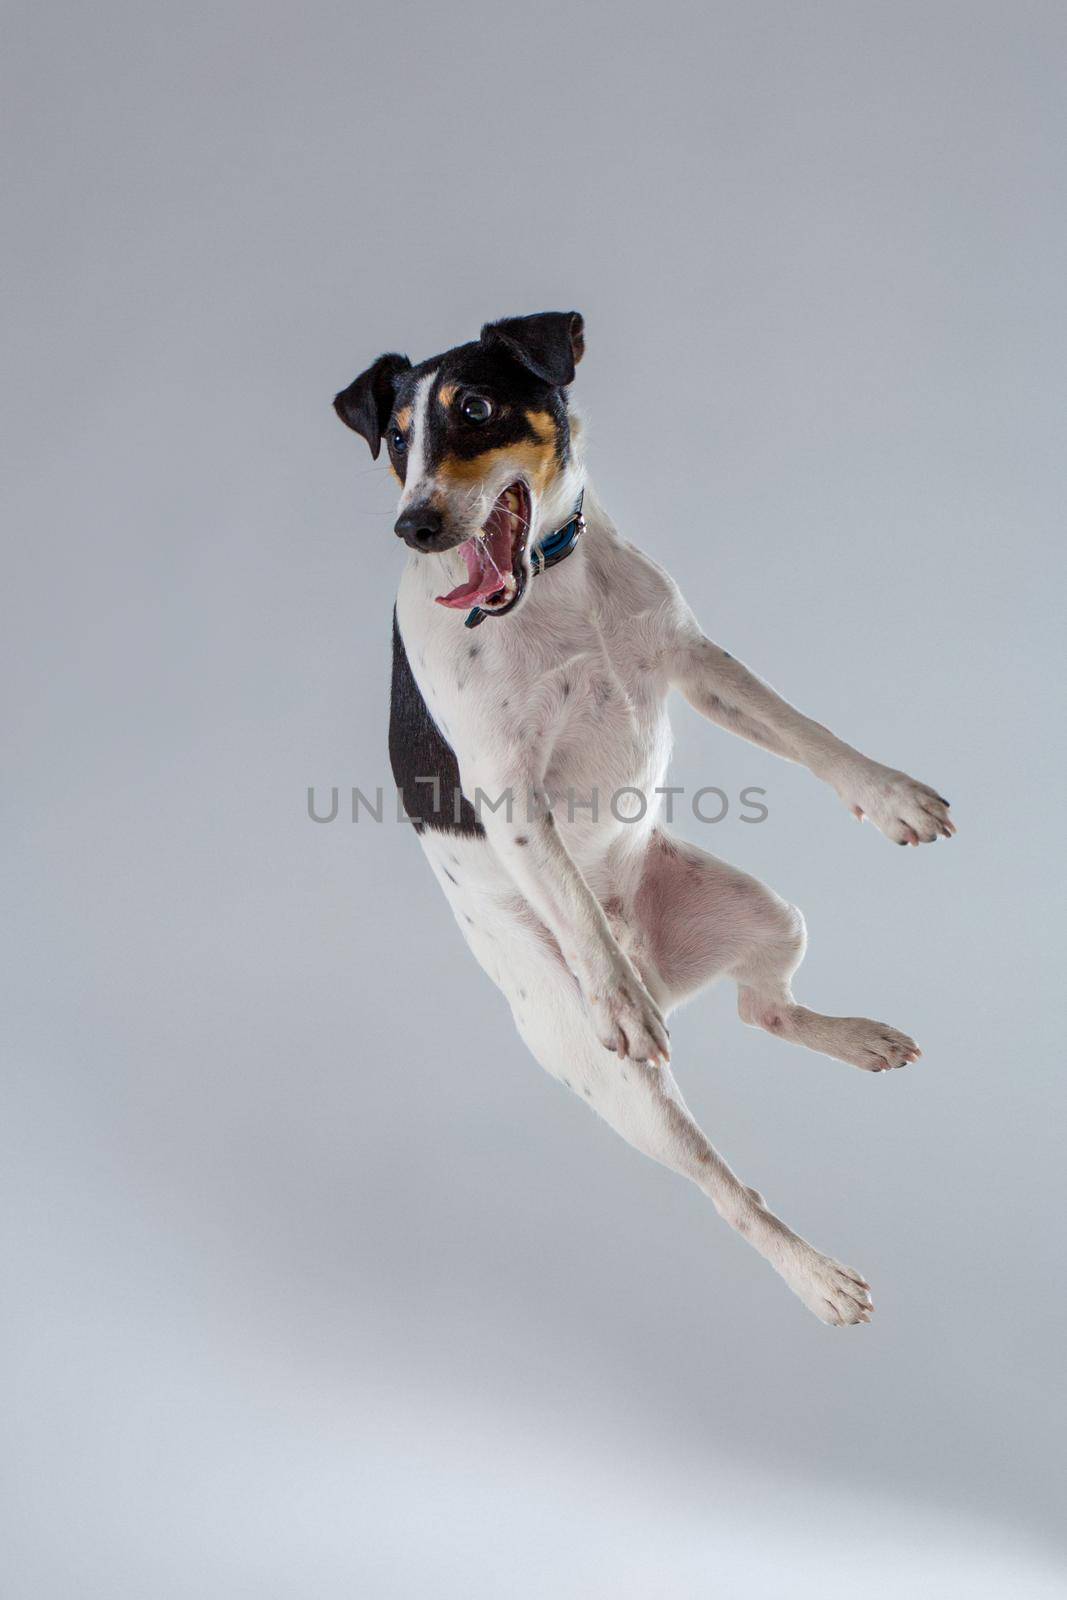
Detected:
left=820, top=1016, right=921, bottom=1073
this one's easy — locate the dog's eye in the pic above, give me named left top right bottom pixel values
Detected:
left=389, top=428, right=407, bottom=452
left=461, top=395, right=493, bottom=424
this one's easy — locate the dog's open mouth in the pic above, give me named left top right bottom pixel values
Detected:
left=435, top=482, right=531, bottom=613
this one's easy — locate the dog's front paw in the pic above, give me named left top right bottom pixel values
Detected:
left=588, top=969, right=670, bottom=1066
left=840, top=761, right=956, bottom=846
left=779, top=1242, right=873, bottom=1327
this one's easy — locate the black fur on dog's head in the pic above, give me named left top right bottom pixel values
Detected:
left=333, top=312, right=584, bottom=615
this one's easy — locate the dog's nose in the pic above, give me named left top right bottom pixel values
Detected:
left=394, top=503, right=447, bottom=551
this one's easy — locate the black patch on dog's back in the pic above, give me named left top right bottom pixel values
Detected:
left=389, top=612, right=484, bottom=837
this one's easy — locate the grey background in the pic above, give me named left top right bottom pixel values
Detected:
left=4, top=2, right=1065, bottom=1595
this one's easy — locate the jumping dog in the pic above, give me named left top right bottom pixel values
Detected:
left=333, top=311, right=956, bottom=1326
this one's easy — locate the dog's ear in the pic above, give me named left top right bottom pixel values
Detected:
left=480, top=311, right=585, bottom=387
left=333, top=353, right=412, bottom=458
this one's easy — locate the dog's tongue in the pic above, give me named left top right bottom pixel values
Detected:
left=435, top=517, right=513, bottom=609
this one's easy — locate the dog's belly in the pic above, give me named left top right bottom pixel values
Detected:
left=545, top=716, right=669, bottom=857
left=540, top=662, right=672, bottom=883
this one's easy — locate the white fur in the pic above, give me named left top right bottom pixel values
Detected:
left=393, top=463, right=954, bottom=1326
left=396, top=370, right=437, bottom=511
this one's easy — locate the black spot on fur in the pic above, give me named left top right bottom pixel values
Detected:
left=443, top=868, right=458, bottom=885
left=514, top=835, right=528, bottom=847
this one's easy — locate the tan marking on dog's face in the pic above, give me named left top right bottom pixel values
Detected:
left=436, top=439, right=560, bottom=498
left=524, top=409, right=556, bottom=444
left=437, top=384, right=458, bottom=410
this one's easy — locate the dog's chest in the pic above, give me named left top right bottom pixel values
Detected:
left=393, top=585, right=669, bottom=815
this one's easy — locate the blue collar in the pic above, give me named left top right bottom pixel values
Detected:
left=464, top=489, right=585, bottom=629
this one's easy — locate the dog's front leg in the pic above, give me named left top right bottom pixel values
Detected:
left=669, top=623, right=956, bottom=847
left=467, top=770, right=670, bottom=1065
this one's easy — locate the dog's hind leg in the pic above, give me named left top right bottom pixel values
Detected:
left=636, top=828, right=921, bottom=1075
left=507, top=951, right=873, bottom=1327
